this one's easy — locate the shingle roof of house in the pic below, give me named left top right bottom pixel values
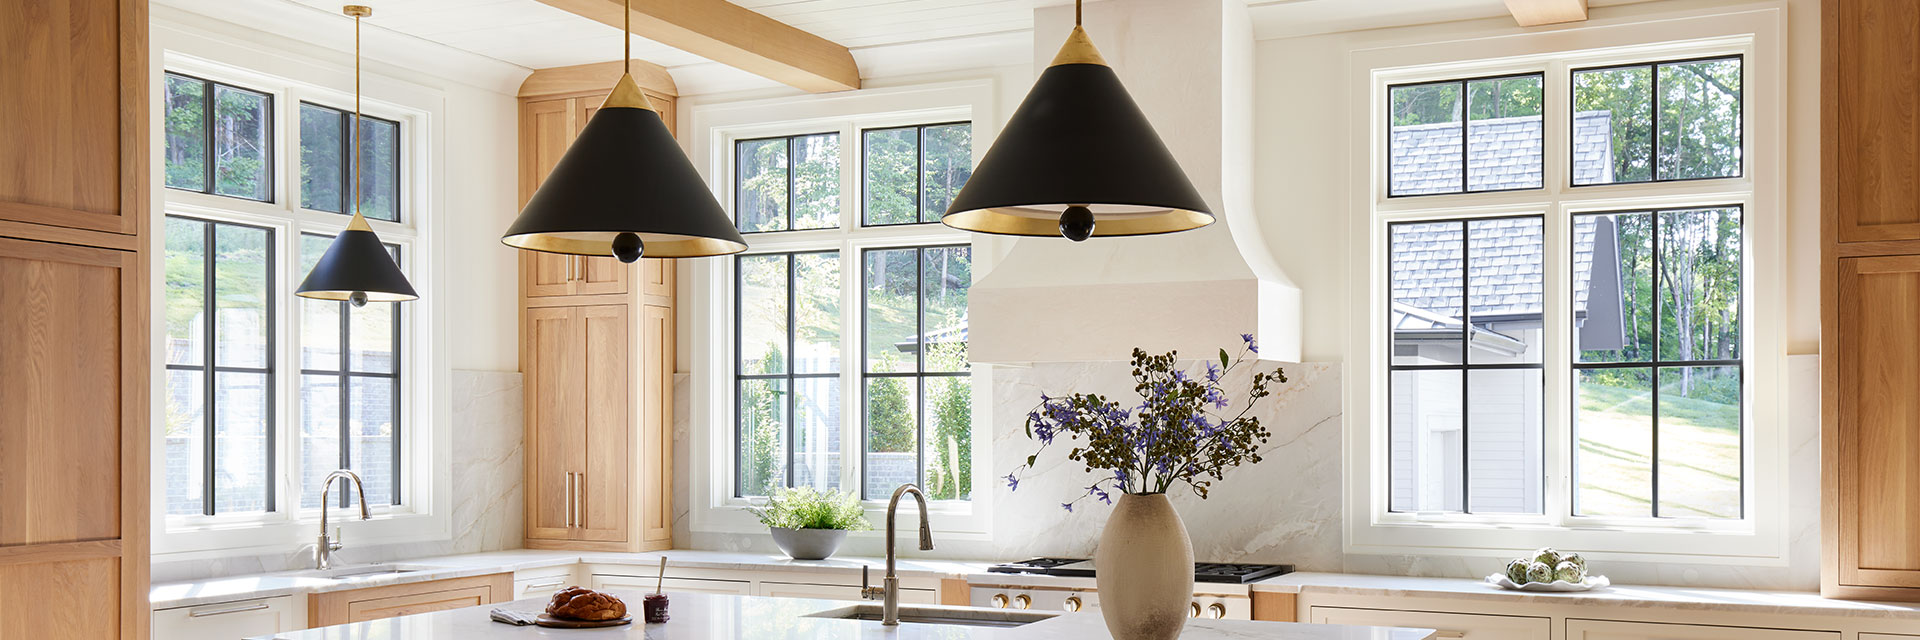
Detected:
left=1389, top=111, right=1615, bottom=194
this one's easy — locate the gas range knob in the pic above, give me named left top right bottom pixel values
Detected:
left=1207, top=603, right=1226, bottom=619
left=1013, top=594, right=1032, bottom=609
left=1189, top=602, right=1202, bottom=618
left=1063, top=596, right=1082, bottom=612
left=990, top=594, right=1008, bottom=608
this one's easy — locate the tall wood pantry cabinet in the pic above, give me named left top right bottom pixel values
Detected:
left=518, top=78, right=677, bottom=552
left=1823, top=0, right=1920, bottom=601
left=0, top=0, right=152, bottom=637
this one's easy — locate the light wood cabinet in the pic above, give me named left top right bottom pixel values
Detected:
left=1826, top=0, right=1920, bottom=243
left=518, top=76, right=678, bottom=553
left=152, top=596, right=303, bottom=640
left=1308, top=607, right=1548, bottom=640
left=309, top=573, right=511, bottom=627
left=1827, top=256, right=1920, bottom=595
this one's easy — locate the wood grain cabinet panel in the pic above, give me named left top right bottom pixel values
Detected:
left=1828, top=0, right=1920, bottom=243
left=577, top=305, right=631, bottom=544
left=1829, top=256, right=1920, bottom=592
left=310, top=573, right=510, bottom=627
left=523, top=307, right=583, bottom=542
left=641, top=305, right=673, bottom=545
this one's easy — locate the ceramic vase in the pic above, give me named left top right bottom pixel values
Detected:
left=1094, top=493, right=1194, bottom=640
left=768, top=527, right=849, bottom=560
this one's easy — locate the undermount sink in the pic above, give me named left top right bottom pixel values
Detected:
left=290, top=563, right=437, bottom=581
left=805, top=604, right=1060, bottom=628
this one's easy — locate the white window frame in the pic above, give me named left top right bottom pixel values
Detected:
left=1344, top=6, right=1789, bottom=564
left=685, top=81, right=999, bottom=539
left=148, top=20, right=451, bottom=560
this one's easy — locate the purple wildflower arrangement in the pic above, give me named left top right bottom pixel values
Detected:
left=1006, top=335, right=1288, bottom=512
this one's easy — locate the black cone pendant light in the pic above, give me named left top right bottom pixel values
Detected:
left=297, top=5, right=417, bottom=307
left=941, top=0, right=1213, bottom=242
left=501, top=0, right=747, bottom=262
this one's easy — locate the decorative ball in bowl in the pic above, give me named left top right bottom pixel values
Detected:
left=1485, top=547, right=1609, bottom=592
left=747, top=487, right=872, bottom=561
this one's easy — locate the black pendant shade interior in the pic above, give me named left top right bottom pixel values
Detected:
left=296, top=4, right=417, bottom=307
left=941, top=2, right=1213, bottom=241
left=500, top=0, right=747, bottom=262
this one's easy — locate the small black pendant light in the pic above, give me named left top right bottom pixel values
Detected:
left=941, top=0, right=1213, bottom=242
left=297, top=5, right=418, bottom=308
left=500, top=0, right=747, bottom=262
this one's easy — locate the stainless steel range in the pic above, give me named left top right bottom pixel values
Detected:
left=970, top=558, right=1294, bottom=620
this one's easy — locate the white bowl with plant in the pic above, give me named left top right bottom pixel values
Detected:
left=749, top=487, right=872, bottom=560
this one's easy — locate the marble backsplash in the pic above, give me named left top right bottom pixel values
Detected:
left=151, top=369, right=525, bottom=584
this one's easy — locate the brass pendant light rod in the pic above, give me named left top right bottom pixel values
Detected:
left=347, top=5, right=370, bottom=231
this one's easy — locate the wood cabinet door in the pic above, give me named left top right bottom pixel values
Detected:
left=1832, top=255, right=1920, bottom=591
left=310, top=573, right=510, bottom=627
left=641, top=304, right=674, bottom=546
left=573, top=256, right=630, bottom=296
left=643, top=259, right=674, bottom=301
left=345, top=585, right=492, bottom=623
left=520, top=97, right=578, bottom=298
left=576, top=304, right=630, bottom=543
left=1828, top=0, right=1920, bottom=243
left=0, top=0, right=146, bottom=236
left=523, top=306, right=584, bottom=541
left=524, top=253, right=576, bottom=298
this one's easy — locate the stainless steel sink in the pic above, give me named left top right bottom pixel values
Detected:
left=289, top=563, right=437, bottom=581
left=805, top=604, right=1059, bottom=628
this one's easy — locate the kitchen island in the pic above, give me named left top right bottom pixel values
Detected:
left=248, top=591, right=1436, bottom=639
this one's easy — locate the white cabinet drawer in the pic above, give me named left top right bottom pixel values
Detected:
left=152, top=596, right=302, bottom=640
left=513, top=575, right=576, bottom=601
left=593, top=573, right=752, bottom=596
left=756, top=581, right=937, bottom=603
left=1567, top=619, right=1837, bottom=640
left=1863, top=635, right=1920, bottom=640
left=1310, top=606, right=1548, bottom=640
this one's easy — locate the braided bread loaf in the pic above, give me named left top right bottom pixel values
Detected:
left=544, top=586, right=628, bottom=621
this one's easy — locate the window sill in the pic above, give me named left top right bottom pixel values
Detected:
left=153, top=508, right=450, bottom=562
left=1347, top=518, right=1784, bottom=566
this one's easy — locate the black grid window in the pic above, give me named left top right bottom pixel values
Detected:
left=161, top=216, right=276, bottom=516
left=1571, top=207, right=1743, bottom=520
left=299, top=233, right=404, bottom=508
left=861, top=122, right=972, bottom=227
left=300, top=102, right=403, bottom=222
left=1570, top=56, right=1743, bottom=186
left=861, top=245, right=972, bottom=501
left=1386, top=74, right=1545, bottom=198
left=1386, top=216, right=1546, bottom=515
left=735, top=133, right=841, bottom=233
left=162, top=73, right=274, bottom=202
left=734, top=251, right=842, bottom=497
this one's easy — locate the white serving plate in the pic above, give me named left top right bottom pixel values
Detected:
left=1484, top=574, right=1610, bottom=592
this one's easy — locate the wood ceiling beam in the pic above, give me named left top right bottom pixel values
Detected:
left=531, top=0, right=860, bottom=93
left=520, top=58, right=679, bottom=97
left=1502, top=0, right=1589, bottom=26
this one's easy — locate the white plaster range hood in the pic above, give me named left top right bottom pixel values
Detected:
left=968, top=0, right=1302, bottom=364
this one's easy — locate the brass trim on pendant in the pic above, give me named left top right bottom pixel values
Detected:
left=1050, top=25, right=1108, bottom=67
left=601, top=73, right=656, bottom=111
left=941, top=207, right=1212, bottom=238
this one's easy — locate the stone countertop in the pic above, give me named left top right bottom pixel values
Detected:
left=243, top=591, right=1437, bottom=640
left=1249, top=572, right=1920, bottom=621
left=151, top=549, right=993, bottom=610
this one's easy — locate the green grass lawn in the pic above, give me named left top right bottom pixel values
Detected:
left=1575, top=380, right=1741, bottom=519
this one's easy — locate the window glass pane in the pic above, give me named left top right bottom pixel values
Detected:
left=737, top=378, right=788, bottom=497
left=792, top=252, right=839, bottom=374
left=350, top=375, right=398, bottom=506
left=300, top=234, right=342, bottom=370
left=863, top=128, right=919, bottom=225
left=349, top=301, right=397, bottom=374
left=213, top=371, right=270, bottom=514
left=792, top=134, right=840, bottom=230
left=163, top=369, right=206, bottom=515
left=1572, top=66, right=1653, bottom=185
left=1575, top=212, right=1655, bottom=362
left=1388, top=369, right=1463, bottom=512
left=1656, top=365, right=1740, bottom=519
left=738, top=254, right=789, bottom=375
left=1390, top=221, right=1464, bottom=366
left=737, top=138, right=789, bottom=233
left=792, top=377, right=840, bottom=492
left=1467, top=217, right=1544, bottom=365
left=301, top=104, right=345, bottom=213
left=1657, top=207, right=1742, bottom=362
left=213, top=224, right=271, bottom=368
left=1388, top=82, right=1462, bottom=196
left=1657, top=58, right=1741, bottom=180
left=163, top=217, right=207, bottom=367
left=865, top=248, right=919, bottom=373
left=1466, top=369, right=1543, bottom=514
left=300, top=374, right=341, bottom=509
left=921, top=246, right=970, bottom=372
left=212, top=85, right=271, bottom=200
left=1574, top=367, right=1654, bottom=517
left=164, top=75, right=208, bottom=192
left=1465, top=76, right=1543, bottom=191
left=923, top=376, right=971, bottom=500
left=920, top=124, right=972, bottom=222
left=864, top=376, right=919, bottom=499
left=356, top=116, right=401, bottom=222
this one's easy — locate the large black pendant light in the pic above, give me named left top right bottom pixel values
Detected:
left=297, top=5, right=418, bottom=307
left=500, top=0, right=747, bottom=262
left=941, top=0, right=1213, bottom=242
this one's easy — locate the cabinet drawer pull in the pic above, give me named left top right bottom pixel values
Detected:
left=525, top=579, right=566, bottom=590
left=1432, top=632, right=1466, bottom=639
left=189, top=601, right=271, bottom=618
left=574, top=473, right=585, bottom=527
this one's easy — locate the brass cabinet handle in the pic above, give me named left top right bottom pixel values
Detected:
left=573, top=472, right=584, bottom=528
left=564, top=472, right=576, bottom=527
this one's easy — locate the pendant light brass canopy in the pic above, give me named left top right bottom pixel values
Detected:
left=940, top=2, right=1213, bottom=241
left=297, top=5, right=417, bottom=307
left=500, top=0, right=747, bottom=262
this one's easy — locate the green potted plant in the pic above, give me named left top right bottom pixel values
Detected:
left=748, top=487, right=872, bottom=560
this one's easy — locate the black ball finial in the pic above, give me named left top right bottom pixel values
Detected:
left=612, top=232, right=645, bottom=264
left=1059, top=206, right=1095, bottom=242
left=348, top=291, right=369, bottom=308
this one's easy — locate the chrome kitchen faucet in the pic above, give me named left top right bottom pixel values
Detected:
left=314, top=469, right=372, bottom=570
left=862, top=483, right=934, bottom=625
